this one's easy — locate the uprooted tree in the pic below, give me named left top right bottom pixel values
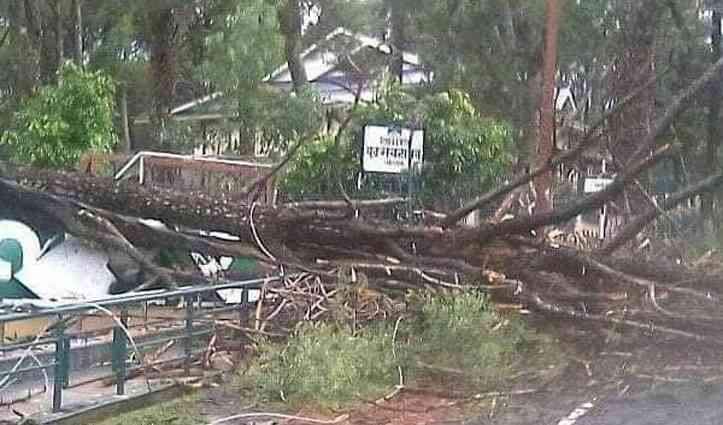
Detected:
left=3, top=37, right=723, bottom=343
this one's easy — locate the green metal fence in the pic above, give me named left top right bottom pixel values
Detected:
left=0, top=277, right=277, bottom=413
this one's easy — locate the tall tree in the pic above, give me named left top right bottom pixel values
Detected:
left=387, top=0, right=406, bottom=82
left=703, top=6, right=722, bottom=232
left=278, top=0, right=308, bottom=93
left=534, top=0, right=561, bottom=214
left=146, top=5, right=177, bottom=146
left=72, top=0, right=83, bottom=64
left=609, top=1, right=661, bottom=167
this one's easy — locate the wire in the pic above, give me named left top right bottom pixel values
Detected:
left=249, top=202, right=277, bottom=262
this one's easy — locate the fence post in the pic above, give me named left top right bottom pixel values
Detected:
left=184, top=294, right=194, bottom=376
left=52, top=316, right=68, bottom=412
left=112, top=307, right=128, bottom=396
left=240, top=287, right=250, bottom=323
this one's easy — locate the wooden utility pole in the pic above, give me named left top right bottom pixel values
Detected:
left=534, top=0, right=561, bottom=214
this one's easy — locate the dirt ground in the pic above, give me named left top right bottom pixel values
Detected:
left=191, top=316, right=723, bottom=425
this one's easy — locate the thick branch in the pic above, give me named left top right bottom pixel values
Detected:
left=457, top=145, right=672, bottom=246
left=283, top=198, right=406, bottom=210
left=443, top=74, right=657, bottom=226
left=600, top=171, right=723, bottom=255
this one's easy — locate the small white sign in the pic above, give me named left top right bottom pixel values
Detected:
left=584, top=177, right=613, bottom=193
left=362, top=126, right=423, bottom=174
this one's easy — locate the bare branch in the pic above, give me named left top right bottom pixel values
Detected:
left=443, top=73, right=657, bottom=226
left=600, top=171, right=723, bottom=255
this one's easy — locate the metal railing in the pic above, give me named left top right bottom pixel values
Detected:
left=113, top=150, right=276, bottom=185
left=0, top=277, right=279, bottom=413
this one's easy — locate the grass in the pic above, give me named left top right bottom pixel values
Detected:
left=92, top=393, right=203, bottom=425
left=239, top=292, right=560, bottom=409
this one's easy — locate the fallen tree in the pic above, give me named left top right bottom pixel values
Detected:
left=3, top=39, right=723, bottom=343
left=3, top=155, right=723, bottom=341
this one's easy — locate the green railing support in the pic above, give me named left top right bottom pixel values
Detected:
left=112, top=307, right=129, bottom=396
left=61, top=337, right=70, bottom=389
left=184, top=294, right=194, bottom=376
left=52, top=315, right=68, bottom=412
left=0, top=278, right=274, bottom=415
left=239, top=289, right=249, bottom=332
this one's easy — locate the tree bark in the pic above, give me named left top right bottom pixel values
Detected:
left=601, top=171, right=723, bottom=254
left=609, top=1, right=659, bottom=167
left=389, top=0, right=406, bottom=82
left=148, top=7, right=177, bottom=147
left=119, top=85, right=132, bottom=153
left=702, top=9, right=722, bottom=233
left=534, top=0, right=561, bottom=215
left=54, top=0, right=63, bottom=72
left=72, top=0, right=83, bottom=64
left=8, top=1, right=39, bottom=97
left=278, top=0, right=308, bottom=94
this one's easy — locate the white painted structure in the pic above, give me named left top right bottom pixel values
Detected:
left=0, top=220, right=114, bottom=301
left=263, top=27, right=432, bottom=105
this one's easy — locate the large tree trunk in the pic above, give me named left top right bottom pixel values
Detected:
left=5, top=163, right=723, bottom=342
left=119, top=85, right=132, bottom=153
left=278, top=0, right=308, bottom=94
left=703, top=9, right=722, bottom=233
left=389, top=0, right=406, bottom=82
left=8, top=1, right=40, bottom=98
left=610, top=1, right=659, bottom=167
left=533, top=0, right=561, bottom=215
left=54, top=0, right=63, bottom=72
left=72, top=0, right=83, bottom=64
left=518, top=70, right=542, bottom=171
left=148, top=7, right=177, bottom=147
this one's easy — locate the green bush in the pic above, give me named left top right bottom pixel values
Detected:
left=281, top=134, right=360, bottom=200
left=406, top=292, right=551, bottom=388
left=1, top=62, right=118, bottom=168
left=242, top=322, right=400, bottom=409
left=240, top=292, right=559, bottom=409
left=280, top=81, right=514, bottom=207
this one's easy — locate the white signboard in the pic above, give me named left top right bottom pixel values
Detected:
left=584, top=177, right=614, bottom=193
left=362, top=126, right=423, bottom=174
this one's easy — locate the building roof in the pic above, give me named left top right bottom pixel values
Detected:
left=136, top=27, right=431, bottom=123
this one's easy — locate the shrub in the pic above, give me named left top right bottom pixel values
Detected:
left=280, top=82, right=514, bottom=208
left=1, top=62, right=118, bottom=168
left=240, top=292, right=559, bottom=409
left=242, top=322, right=400, bottom=409
left=406, top=292, right=552, bottom=388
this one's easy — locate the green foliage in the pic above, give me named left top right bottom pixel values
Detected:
left=281, top=134, right=359, bottom=200
left=193, top=0, right=327, bottom=151
left=281, top=82, right=514, bottom=207
left=1, top=63, right=118, bottom=168
left=406, top=292, right=556, bottom=389
left=197, top=0, right=283, bottom=93
left=242, top=322, right=400, bottom=409
left=240, top=292, right=559, bottom=409
left=237, top=86, right=325, bottom=148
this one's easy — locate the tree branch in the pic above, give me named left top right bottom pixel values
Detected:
left=599, top=171, right=723, bottom=255
left=459, top=145, right=672, bottom=246
left=443, top=73, right=657, bottom=226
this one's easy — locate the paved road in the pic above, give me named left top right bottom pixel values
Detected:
left=457, top=381, right=723, bottom=425
left=578, top=382, right=723, bottom=425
